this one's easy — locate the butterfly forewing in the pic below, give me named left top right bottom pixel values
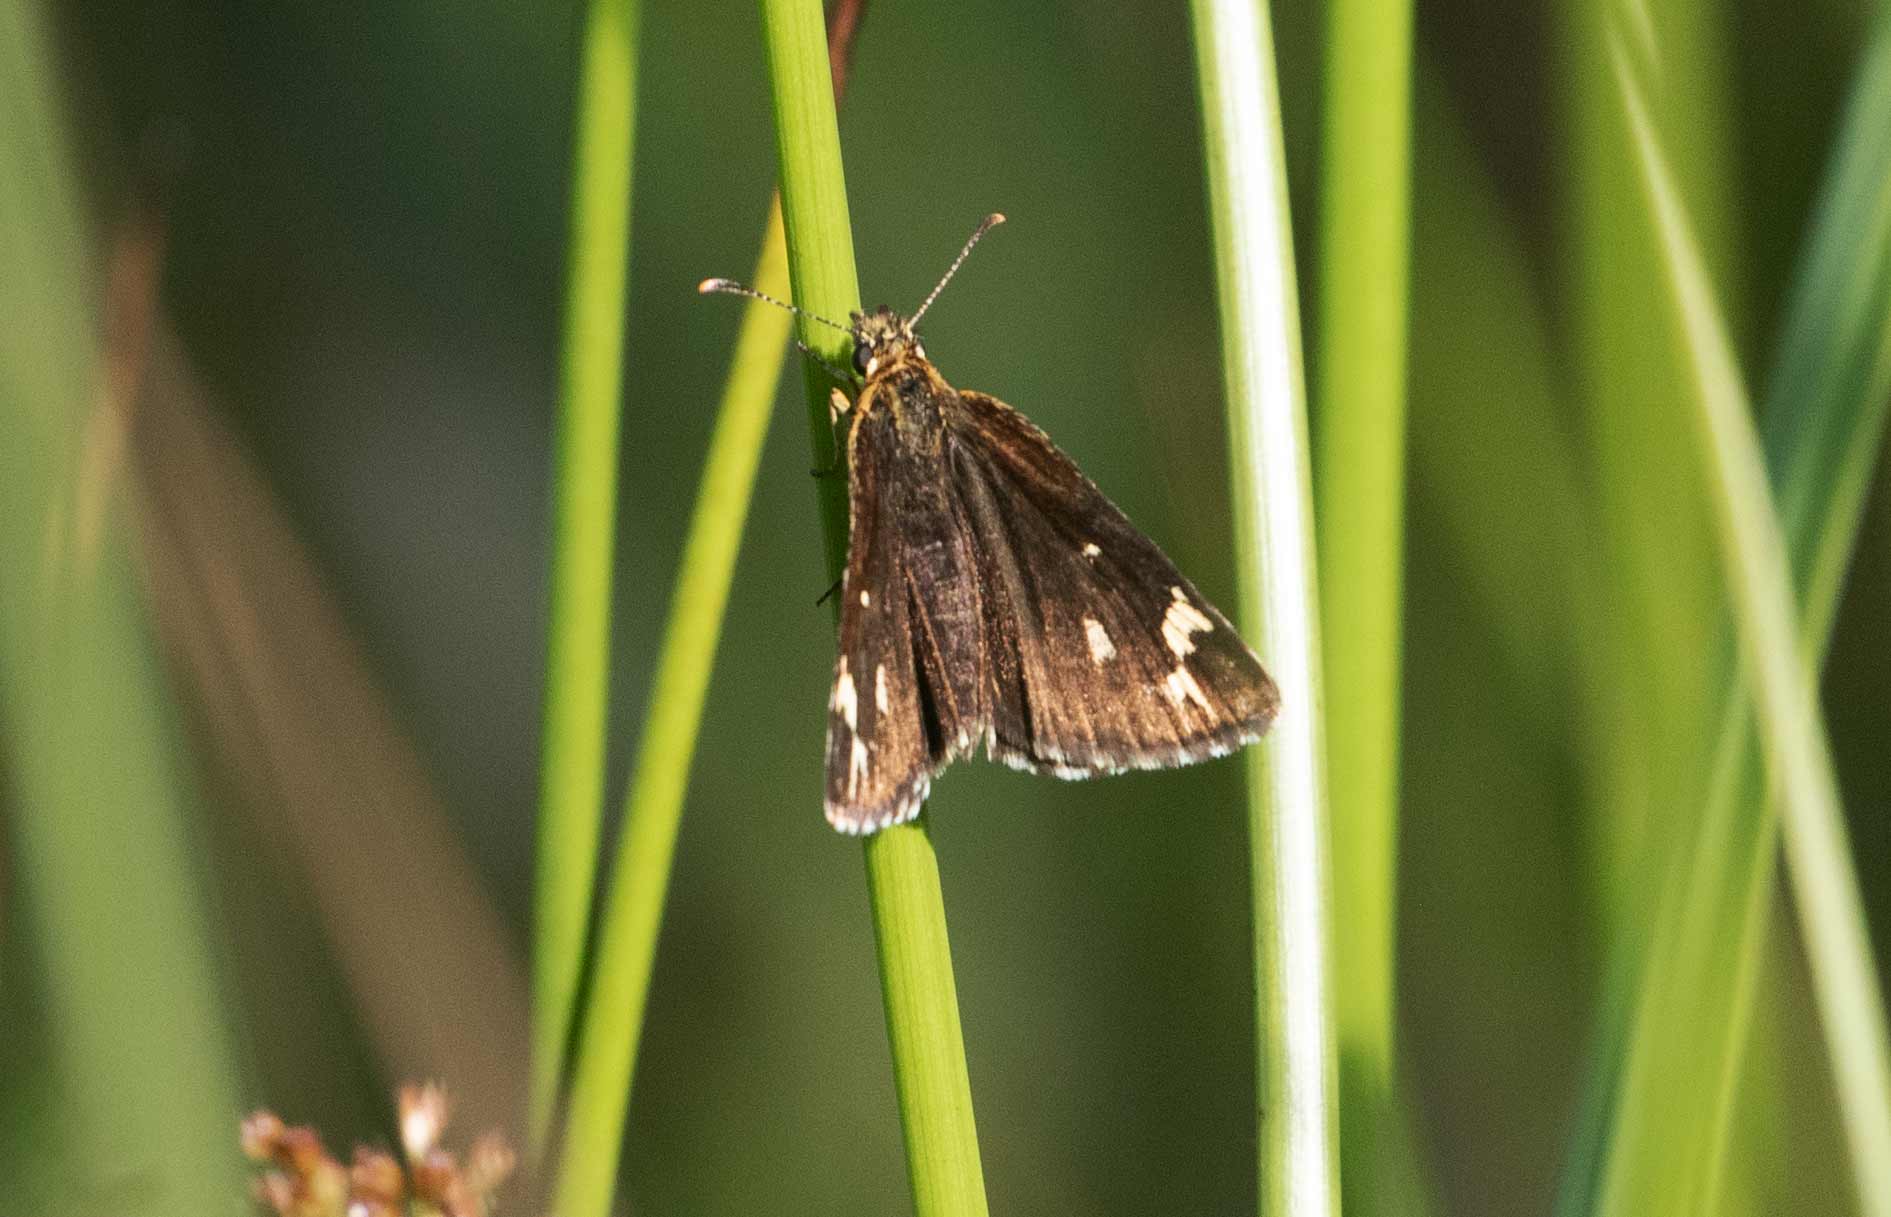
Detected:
left=948, top=390, right=1279, bottom=775
left=825, top=385, right=988, bottom=833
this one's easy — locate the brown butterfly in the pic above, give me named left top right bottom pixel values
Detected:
left=703, top=215, right=1278, bottom=833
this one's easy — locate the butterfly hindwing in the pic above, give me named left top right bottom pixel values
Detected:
left=947, top=390, right=1279, bottom=776
left=825, top=386, right=987, bottom=833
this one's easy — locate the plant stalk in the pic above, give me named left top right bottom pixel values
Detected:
left=758, top=1, right=990, bottom=1214
left=1188, top=1, right=1339, bottom=1214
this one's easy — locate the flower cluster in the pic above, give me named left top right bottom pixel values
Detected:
left=242, top=1084, right=514, bottom=1217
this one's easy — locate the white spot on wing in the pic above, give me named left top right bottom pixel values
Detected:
left=1164, top=664, right=1214, bottom=711
left=835, top=658, right=859, bottom=730
left=859, top=589, right=871, bottom=607
left=848, top=736, right=870, bottom=798
left=1083, top=615, right=1116, bottom=664
left=875, top=663, right=890, bottom=714
left=1161, top=586, right=1215, bottom=658
left=1081, top=542, right=1102, bottom=560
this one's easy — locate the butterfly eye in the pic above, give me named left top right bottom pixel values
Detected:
left=852, top=342, right=873, bottom=376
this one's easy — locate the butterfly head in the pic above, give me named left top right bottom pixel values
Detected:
left=849, top=307, right=927, bottom=379
left=699, top=214, right=1003, bottom=388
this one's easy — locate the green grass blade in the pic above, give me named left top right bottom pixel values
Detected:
left=1611, top=34, right=1891, bottom=1217
left=758, top=2, right=989, bottom=1213
left=1313, top=0, right=1414, bottom=1207
left=1760, top=21, right=1891, bottom=636
left=1552, top=0, right=1731, bottom=934
left=548, top=12, right=873, bottom=1208
left=1188, top=2, right=1337, bottom=1215
left=547, top=10, right=869, bottom=1210
left=1567, top=17, right=1891, bottom=1217
left=759, top=0, right=857, bottom=572
left=864, top=815, right=988, bottom=1217
left=529, top=0, right=642, bottom=1151
left=0, top=4, right=245, bottom=1212
left=548, top=198, right=794, bottom=1217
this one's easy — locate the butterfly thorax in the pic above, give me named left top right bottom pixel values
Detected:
left=849, top=306, right=952, bottom=441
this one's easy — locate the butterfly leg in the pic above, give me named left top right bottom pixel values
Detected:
left=808, top=387, right=858, bottom=476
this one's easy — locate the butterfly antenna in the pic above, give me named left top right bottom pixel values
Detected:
left=909, top=212, right=1006, bottom=325
left=697, top=278, right=853, bottom=334
left=699, top=278, right=856, bottom=382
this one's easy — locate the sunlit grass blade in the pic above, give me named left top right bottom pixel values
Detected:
left=1584, top=17, right=1891, bottom=1215
left=1563, top=16, right=1891, bottom=1217
left=1551, top=0, right=1730, bottom=934
left=757, top=1, right=988, bottom=1213
left=1188, top=2, right=1336, bottom=1215
left=529, top=0, right=642, bottom=1152
left=548, top=199, right=792, bottom=1217
left=0, top=4, right=245, bottom=1213
left=1605, top=33, right=1891, bottom=1217
left=548, top=7, right=870, bottom=1213
left=1313, top=0, right=1414, bottom=1206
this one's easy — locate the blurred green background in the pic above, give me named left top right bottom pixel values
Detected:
left=4, top=0, right=1890, bottom=1214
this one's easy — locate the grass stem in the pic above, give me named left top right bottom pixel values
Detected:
left=757, top=1, right=989, bottom=1213
left=547, top=199, right=792, bottom=1217
left=543, top=9, right=869, bottom=1210
left=1314, top=0, right=1417, bottom=1208
left=529, top=0, right=642, bottom=1152
left=1188, top=2, right=1338, bottom=1214
left=1612, top=34, right=1891, bottom=1217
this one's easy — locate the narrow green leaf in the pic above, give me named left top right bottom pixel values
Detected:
left=757, top=2, right=989, bottom=1214
left=547, top=12, right=869, bottom=1208
left=1606, top=33, right=1891, bottom=1217
left=1188, top=2, right=1338, bottom=1215
left=1565, top=17, right=1891, bottom=1217
left=1551, top=0, right=1729, bottom=933
left=0, top=4, right=245, bottom=1212
left=529, top=0, right=642, bottom=1152
left=1314, top=0, right=1415, bottom=1207
left=548, top=198, right=793, bottom=1217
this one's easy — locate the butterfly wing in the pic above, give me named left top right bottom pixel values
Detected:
left=947, top=390, right=1279, bottom=776
left=825, top=392, right=987, bottom=833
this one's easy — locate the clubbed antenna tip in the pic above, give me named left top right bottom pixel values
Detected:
left=695, top=277, right=851, bottom=334
left=911, top=212, right=1008, bottom=324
